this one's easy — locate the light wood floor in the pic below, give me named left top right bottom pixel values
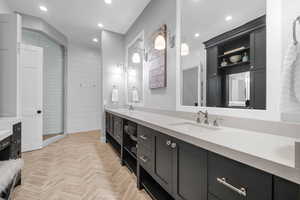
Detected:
left=13, top=131, right=151, bottom=200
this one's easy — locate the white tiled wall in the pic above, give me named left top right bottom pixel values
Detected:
left=67, top=43, right=102, bottom=133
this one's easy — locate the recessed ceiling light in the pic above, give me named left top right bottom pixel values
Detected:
left=104, top=0, right=112, bottom=4
left=194, top=33, right=200, bottom=38
left=39, top=5, right=48, bottom=12
left=225, top=16, right=233, bottom=21
left=93, top=38, right=99, bottom=43
left=97, top=23, right=104, bottom=28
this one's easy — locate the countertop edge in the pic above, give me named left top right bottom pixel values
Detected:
left=106, top=108, right=300, bottom=185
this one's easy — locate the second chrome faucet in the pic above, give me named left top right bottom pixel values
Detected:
left=196, top=110, right=209, bottom=125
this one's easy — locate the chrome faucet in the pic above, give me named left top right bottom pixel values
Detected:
left=129, top=104, right=134, bottom=111
left=196, top=110, right=209, bottom=125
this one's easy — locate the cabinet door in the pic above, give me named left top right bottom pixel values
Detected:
left=113, top=116, right=123, bottom=144
left=274, top=177, right=300, bottom=200
left=207, top=76, right=221, bottom=107
left=153, top=132, right=173, bottom=194
left=250, top=69, right=266, bottom=109
left=207, top=46, right=218, bottom=77
left=173, top=139, right=207, bottom=200
left=250, top=27, right=266, bottom=71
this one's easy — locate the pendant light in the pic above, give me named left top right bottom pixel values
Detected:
left=154, top=34, right=166, bottom=50
left=132, top=52, right=141, bottom=64
left=181, top=43, right=190, bottom=56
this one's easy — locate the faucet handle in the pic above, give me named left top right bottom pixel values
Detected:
left=213, top=117, right=223, bottom=127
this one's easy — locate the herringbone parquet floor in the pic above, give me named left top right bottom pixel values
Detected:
left=13, top=131, right=152, bottom=200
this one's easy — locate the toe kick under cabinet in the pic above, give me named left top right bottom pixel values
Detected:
left=105, top=112, right=300, bottom=200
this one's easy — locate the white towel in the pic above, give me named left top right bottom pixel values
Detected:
left=280, top=43, right=300, bottom=114
left=132, top=89, right=139, bottom=102
left=0, top=159, right=24, bottom=192
left=111, top=88, right=119, bottom=103
left=294, top=45, right=300, bottom=101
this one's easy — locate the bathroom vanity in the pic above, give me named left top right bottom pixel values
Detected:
left=105, top=108, right=300, bottom=200
left=0, top=122, right=22, bottom=185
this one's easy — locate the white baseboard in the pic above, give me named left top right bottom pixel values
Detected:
left=43, top=135, right=65, bottom=147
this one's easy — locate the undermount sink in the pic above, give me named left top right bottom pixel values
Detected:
left=168, top=122, right=220, bottom=132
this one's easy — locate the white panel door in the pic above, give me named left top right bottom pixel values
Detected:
left=21, top=44, right=43, bottom=152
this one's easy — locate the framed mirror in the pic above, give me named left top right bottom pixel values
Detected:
left=125, top=31, right=145, bottom=106
left=179, top=0, right=266, bottom=110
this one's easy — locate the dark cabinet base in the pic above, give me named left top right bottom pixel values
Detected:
left=106, top=112, right=300, bottom=200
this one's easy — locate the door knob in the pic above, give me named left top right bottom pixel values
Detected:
left=171, top=143, right=177, bottom=149
left=37, top=110, right=42, bottom=114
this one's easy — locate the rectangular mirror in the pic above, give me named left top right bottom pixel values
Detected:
left=126, top=32, right=144, bottom=105
left=228, top=72, right=250, bottom=108
left=180, top=0, right=266, bottom=110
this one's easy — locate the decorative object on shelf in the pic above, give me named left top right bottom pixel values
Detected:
left=229, top=55, right=242, bottom=63
left=148, top=24, right=167, bottom=89
left=221, top=58, right=228, bottom=67
left=224, top=46, right=245, bottom=55
left=111, top=85, right=119, bottom=103
left=242, top=52, right=249, bottom=62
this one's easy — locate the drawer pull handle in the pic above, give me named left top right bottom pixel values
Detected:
left=217, top=177, right=247, bottom=197
left=140, top=135, right=147, bottom=140
left=139, top=156, right=148, bottom=163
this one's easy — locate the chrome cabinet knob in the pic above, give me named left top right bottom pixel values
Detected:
left=166, top=140, right=172, bottom=146
left=171, top=143, right=177, bottom=149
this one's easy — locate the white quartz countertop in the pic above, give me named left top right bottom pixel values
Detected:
left=106, top=108, right=300, bottom=184
left=0, top=129, right=12, bottom=142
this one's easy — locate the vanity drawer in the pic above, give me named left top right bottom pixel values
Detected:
left=208, top=152, right=272, bottom=200
left=138, top=144, right=154, bottom=174
left=137, top=125, right=155, bottom=151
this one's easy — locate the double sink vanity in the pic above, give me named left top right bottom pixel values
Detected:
left=105, top=108, right=300, bottom=200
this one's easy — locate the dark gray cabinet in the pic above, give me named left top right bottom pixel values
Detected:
left=250, top=27, right=266, bottom=71
left=105, top=112, right=114, bottom=135
left=173, top=139, right=207, bottom=200
left=153, top=132, right=174, bottom=194
left=113, top=116, right=123, bottom=144
left=208, top=152, right=272, bottom=200
left=106, top=113, right=300, bottom=200
left=205, top=16, right=266, bottom=109
left=250, top=69, right=266, bottom=109
left=273, top=177, right=300, bottom=200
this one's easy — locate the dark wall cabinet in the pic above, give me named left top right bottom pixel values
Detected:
left=106, top=113, right=300, bottom=200
left=205, top=16, right=266, bottom=109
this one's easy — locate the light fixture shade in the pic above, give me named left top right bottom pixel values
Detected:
left=181, top=43, right=190, bottom=56
left=154, top=34, right=166, bottom=50
left=132, top=52, right=141, bottom=64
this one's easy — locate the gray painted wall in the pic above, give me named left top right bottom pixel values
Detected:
left=20, top=14, right=68, bottom=46
left=101, top=30, right=125, bottom=107
left=125, top=0, right=177, bottom=110
left=0, top=0, right=11, bottom=13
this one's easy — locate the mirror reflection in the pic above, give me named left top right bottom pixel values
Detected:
left=126, top=35, right=144, bottom=104
left=180, top=0, right=266, bottom=109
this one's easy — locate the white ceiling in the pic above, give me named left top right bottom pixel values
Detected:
left=7, top=0, right=150, bottom=44
left=182, top=0, right=266, bottom=47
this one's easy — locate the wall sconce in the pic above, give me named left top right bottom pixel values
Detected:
left=154, top=25, right=176, bottom=51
